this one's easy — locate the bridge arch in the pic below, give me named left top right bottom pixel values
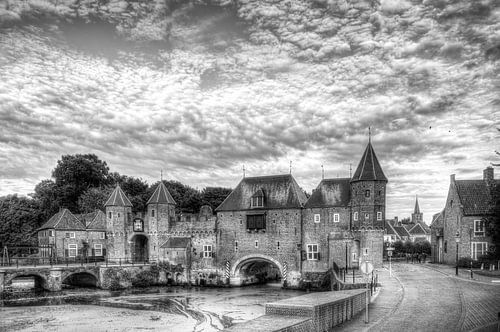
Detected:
left=6, top=272, right=50, bottom=291
left=231, top=254, right=284, bottom=285
left=62, top=270, right=99, bottom=288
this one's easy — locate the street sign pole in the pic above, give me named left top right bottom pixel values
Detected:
left=360, top=260, right=374, bottom=324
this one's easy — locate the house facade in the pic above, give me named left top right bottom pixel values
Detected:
left=431, top=167, right=497, bottom=264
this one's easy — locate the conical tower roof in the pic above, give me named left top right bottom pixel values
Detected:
left=105, top=184, right=133, bottom=207
left=147, top=181, right=176, bottom=205
left=414, top=195, right=421, bottom=214
left=351, top=141, right=387, bottom=182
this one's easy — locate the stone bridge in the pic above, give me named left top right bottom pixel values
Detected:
left=0, top=264, right=155, bottom=293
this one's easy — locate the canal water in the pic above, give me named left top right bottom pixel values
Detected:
left=1, top=284, right=305, bottom=331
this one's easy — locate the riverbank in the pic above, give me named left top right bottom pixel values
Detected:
left=0, top=304, right=197, bottom=331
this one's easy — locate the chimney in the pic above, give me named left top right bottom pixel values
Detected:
left=483, top=167, right=494, bottom=184
left=394, top=216, right=398, bottom=222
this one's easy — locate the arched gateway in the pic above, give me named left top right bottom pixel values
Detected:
left=230, top=254, right=285, bottom=286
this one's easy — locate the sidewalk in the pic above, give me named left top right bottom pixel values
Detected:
left=423, top=263, right=500, bottom=284
left=335, top=265, right=403, bottom=332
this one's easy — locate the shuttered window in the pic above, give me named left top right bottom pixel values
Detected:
left=247, top=214, right=266, bottom=230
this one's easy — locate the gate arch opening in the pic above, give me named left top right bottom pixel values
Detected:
left=232, top=255, right=284, bottom=286
left=131, top=234, right=148, bottom=262
left=62, top=272, right=98, bottom=288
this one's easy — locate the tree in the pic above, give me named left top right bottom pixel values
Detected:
left=201, top=187, right=232, bottom=210
left=51, top=154, right=110, bottom=212
left=78, top=187, right=113, bottom=213
left=403, top=240, right=414, bottom=253
left=0, top=195, right=44, bottom=248
left=393, top=240, right=404, bottom=255
left=32, top=179, right=61, bottom=219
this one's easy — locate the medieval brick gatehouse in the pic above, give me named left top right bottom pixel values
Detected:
left=38, top=139, right=388, bottom=287
left=216, top=139, right=387, bottom=286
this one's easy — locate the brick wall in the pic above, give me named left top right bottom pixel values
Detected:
left=302, top=207, right=350, bottom=272
left=351, top=181, right=386, bottom=229
left=217, top=208, right=302, bottom=282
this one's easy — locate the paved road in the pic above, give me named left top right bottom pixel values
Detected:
left=338, top=262, right=500, bottom=332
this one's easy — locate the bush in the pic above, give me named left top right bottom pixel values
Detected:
left=132, top=269, right=157, bottom=287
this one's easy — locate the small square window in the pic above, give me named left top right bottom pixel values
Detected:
left=333, top=213, right=340, bottom=223
left=377, top=212, right=382, bottom=221
left=365, top=190, right=370, bottom=197
left=108, top=212, right=112, bottom=219
left=364, top=213, right=369, bottom=220
left=255, top=241, right=258, bottom=248
left=314, top=214, right=321, bottom=223
left=354, top=212, right=358, bottom=221
left=151, top=209, right=155, bottom=217
left=94, top=244, right=103, bottom=256
left=307, top=244, right=319, bottom=260
left=277, top=241, right=280, bottom=250
left=474, top=220, right=485, bottom=237
left=203, top=245, right=213, bottom=258
left=118, top=213, right=121, bottom=218
left=235, top=241, right=238, bottom=252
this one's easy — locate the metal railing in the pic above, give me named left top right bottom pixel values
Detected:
left=0, top=256, right=156, bottom=269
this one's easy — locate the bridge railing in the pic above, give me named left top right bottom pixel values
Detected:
left=0, top=257, right=157, bottom=269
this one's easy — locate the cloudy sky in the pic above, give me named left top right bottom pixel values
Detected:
left=0, top=0, right=499, bottom=223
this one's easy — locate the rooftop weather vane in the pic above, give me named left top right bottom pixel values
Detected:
left=321, top=164, right=324, bottom=179
left=289, top=160, right=292, bottom=174
left=369, top=126, right=372, bottom=142
left=160, top=169, right=163, bottom=181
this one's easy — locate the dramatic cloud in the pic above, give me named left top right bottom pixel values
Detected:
left=0, top=0, right=499, bottom=222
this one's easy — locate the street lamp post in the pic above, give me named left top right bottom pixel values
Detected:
left=455, top=231, right=460, bottom=276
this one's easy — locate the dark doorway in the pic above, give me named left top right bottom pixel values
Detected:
left=131, top=235, right=148, bottom=262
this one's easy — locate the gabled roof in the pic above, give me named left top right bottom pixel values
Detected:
left=431, top=210, right=444, bottom=228
left=305, top=178, right=351, bottom=208
left=38, top=209, right=86, bottom=231
left=85, top=210, right=106, bottom=230
left=455, top=179, right=499, bottom=215
left=161, top=237, right=190, bottom=248
left=385, top=222, right=400, bottom=238
left=105, top=185, right=133, bottom=207
left=414, top=196, right=421, bottom=214
left=351, top=141, right=387, bottom=182
left=147, top=181, right=176, bottom=205
left=393, top=225, right=411, bottom=239
left=408, top=223, right=428, bottom=235
left=215, top=174, right=308, bottom=211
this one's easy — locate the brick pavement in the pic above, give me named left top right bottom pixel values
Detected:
left=336, top=262, right=500, bottom=332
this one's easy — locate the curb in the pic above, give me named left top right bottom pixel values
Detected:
left=422, top=264, right=500, bottom=286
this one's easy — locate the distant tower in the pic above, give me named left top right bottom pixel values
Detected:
left=146, top=181, right=176, bottom=260
left=350, top=138, right=388, bottom=229
left=411, top=195, right=423, bottom=224
left=105, top=184, right=133, bottom=260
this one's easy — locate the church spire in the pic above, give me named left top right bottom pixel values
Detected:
left=414, top=195, right=421, bottom=214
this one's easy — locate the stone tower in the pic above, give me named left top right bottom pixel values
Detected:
left=105, top=184, right=133, bottom=261
left=411, top=195, right=423, bottom=224
left=350, top=138, right=388, bottom=229
left=146, top=181, right=176, bottom=260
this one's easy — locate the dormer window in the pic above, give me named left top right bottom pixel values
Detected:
left=251, top=189, right=264, bottom=208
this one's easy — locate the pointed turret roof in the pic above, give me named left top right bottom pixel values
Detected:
left=147, top=181, right=176, bottom=205
left=414, top=196, right=421, bottom=214
left=105, top=184, right=133, bottom=207
left=351, top=141, right=387, bottom=182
